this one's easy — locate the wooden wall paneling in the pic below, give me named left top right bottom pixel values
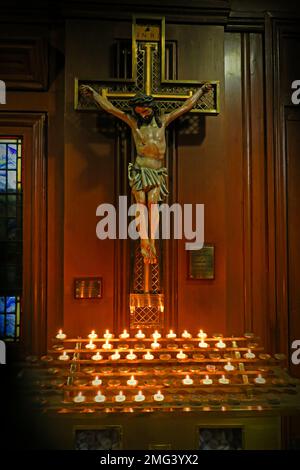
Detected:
left=0, top=23, right=49, bottom=90
left=64, top=19, right=132, bottom=336
left=274, top=21, right=290, bottom=359
left=114, top=124, right=131, bottom=333
left=264, top=13, right=278, bottom=354
left=224, top=30, right=267, bottom=342
left=0, top=23, right=65, bottom=346
left=168, top=24, right=226, bottom=334
left=280, top=23, right=300, bottom=449
left=241, top=31, right=254, bottom=335
left=51, top=0, right=231, bottom=24
left=265, top=17, right=300, bottom=357
left=224, top=32, right=244, bottom=336
left=163, top=34, right=179, bottom=333
left=0, top=113, right=47, bottom=355
left=264, top=15, right=300, bottom=450
left=240, top=32, right=267, bottom=342
left=163, top=129, right=179, bottom=332
left=247, top=32, right=267, bottom=343
left=278, top=20, right=300, bottom=368
left=286, top=108, right=300, bottom=378
left=46, top=24, right=65, bottom=344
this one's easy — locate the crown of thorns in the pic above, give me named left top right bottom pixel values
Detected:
left=129, top=93, right=154, bottom=107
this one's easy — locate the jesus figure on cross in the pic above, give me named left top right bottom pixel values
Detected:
left=80, top=83, right=211, bottom=264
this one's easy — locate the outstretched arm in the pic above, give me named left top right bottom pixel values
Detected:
left=163, top=83, right=212, bottom=127
left=80, top=85, right=135, bottom=129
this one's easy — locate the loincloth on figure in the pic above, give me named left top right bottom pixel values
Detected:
left=128, top=162, right=169, bottom=202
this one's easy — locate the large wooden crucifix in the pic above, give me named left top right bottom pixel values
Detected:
left=75, top=15, right=219, bottom=330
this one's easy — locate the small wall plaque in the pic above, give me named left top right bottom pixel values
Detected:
left=74, top=277, right=102, bottom=299
left=188, top=245, right=215, bottom=280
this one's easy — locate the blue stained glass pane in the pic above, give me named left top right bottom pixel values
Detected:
left=0, top=144, right=6, bottom=169
left=0, top=297, right=4, bottom=313
left=7, top=145, right=17, bottom=169
left=0, top=170, right=5, bottom=192
left=7, top=171, right=16, bottom=191
left=6, top=314, right=15, bottom=337
left=6, top=296, right=16, bottom=313
left=0, top=314, right=4, bottom=336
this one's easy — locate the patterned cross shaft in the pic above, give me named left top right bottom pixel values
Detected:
left=75, top=15, right=219, bottom=114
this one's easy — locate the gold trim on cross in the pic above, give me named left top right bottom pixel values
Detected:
left=75, top=15, right=220, bottom=114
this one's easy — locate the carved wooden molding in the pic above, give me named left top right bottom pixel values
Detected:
left=0, top=112, right=47, bottom=354
left=1, top=1, right=230, bottom=24
left=264, top=16, right=300, bottom=355
left=0, top=37, right=48, bottom=90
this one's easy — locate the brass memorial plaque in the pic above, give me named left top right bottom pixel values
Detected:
left=188, top=245, right=214, bottom=280
left=74, top=278, right=102, bottom=299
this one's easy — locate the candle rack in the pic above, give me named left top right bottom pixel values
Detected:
left=24, top=332, right=300, bottom=414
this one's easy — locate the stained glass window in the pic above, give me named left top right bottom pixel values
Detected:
left=0, top=138, right=22, bottom=341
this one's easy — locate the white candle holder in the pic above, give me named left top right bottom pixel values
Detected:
left=198, top=340, right=208, bottom=348
left=254, top=374, right=266, bottom=384
left=176, top=350, right=187, bottom=359
left=103, top=330, right=113, bottom=339
left=197, top=330, right=207, bottom=340
left=110, top=351, right=121, bottom=360
left=143, top=351, right=154, bottom=360
left=88, top=330, right=98, bottom=340
left=56, top=329, right=66, bottom=340
left=134, top=391, right=145, bottom=402
left=215, top=340, right=226, bottom=348
left=202, top=375, right=213, bottom=385
left=94, top=391, right=106, bottom=402
left=92, top=352, right=103, bottom=361
left=126, top=350, right=137, bottom=360
left=151, top=339, right=160, bottom=349
left=127, top=375, right=137, bottom=386
left=86, top=340, right=96, bottom=350
left=74, top=392, right=85, bottom=403
left=182, top=375, right=194, bottom=385
left=135, top=330, right=145, bottom=339
left=92, top=376, right=102, bottom=386
left=58, top=351, right=70, bottom=361
left=153, top=391, right=164, bottom=401
left=218, top=375, right=230, bottom=384
left=244, top=349, right=256, bottom=359
left=166, top=330, right=176, bottom=339
left=115, top=392, right=126, bottom=402
left=224, top=361, right=235, bottom=371
left=152, top=330, right=161, bottom=339
left=181, top=330, right=192, bottom=339
left=102, top=340, right=113, bottom=350
left=119, top=329, right=130, bottom=339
